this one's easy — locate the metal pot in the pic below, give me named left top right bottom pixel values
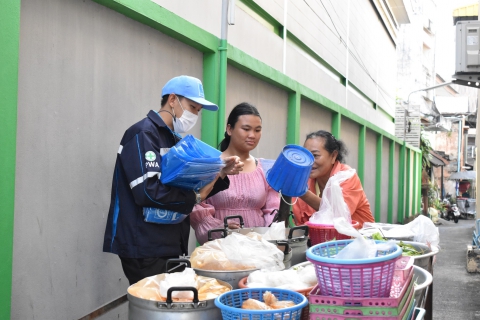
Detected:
left=207, top=228, right=292, bottom=271
left=395, top=241, right=439, bottom=270
left=127, top=264, right=231, bottom=320
left=276, top=241, right=292, bottom=269
left=193, top=267, right=257, bottom=290
left=412, top=265, right=433, bottom=309
left=223, top=215, right=309, bottom=266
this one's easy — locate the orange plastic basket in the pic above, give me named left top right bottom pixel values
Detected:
left=307, top=220, right=360, bottom=246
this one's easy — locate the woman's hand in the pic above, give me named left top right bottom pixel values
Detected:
left=227, top=221, right=241, bottom=229
left=219, top=156, right=244, bottom=178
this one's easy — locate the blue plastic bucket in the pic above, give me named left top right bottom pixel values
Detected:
left=266, top=145, right=314, bottom=197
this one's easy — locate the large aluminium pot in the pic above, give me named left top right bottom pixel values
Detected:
left=127, top=271, right=231, bottom=320
left=395, top=241, right=439, bottom=270
left=193, top=238, right=290, bottom=288
left=223, top=215, right=309, bottom=266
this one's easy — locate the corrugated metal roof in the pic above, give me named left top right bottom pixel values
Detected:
left=453, top=3, right=478, bottom=17
left=429, top=150, right=449, bottom=167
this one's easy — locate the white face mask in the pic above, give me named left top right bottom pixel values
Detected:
left=173, top=97, right=199, bottom=133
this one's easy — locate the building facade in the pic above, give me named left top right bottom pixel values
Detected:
left=1, top=0, right=421, bottom=319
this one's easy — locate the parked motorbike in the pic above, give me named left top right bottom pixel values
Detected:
left=442, top=198, right=460, bottom=223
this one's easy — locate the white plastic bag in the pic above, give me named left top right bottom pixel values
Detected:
left=404, top=215, right=440, bottom=249
left=221, top=232, right=285, bottom=270
left=190, top=232, right=285, bottom=271
left=262, top=222, right=286, bottom=240
left=309, top=169, right=356, bottom=225
left=159, top=268, right=196, bottom=299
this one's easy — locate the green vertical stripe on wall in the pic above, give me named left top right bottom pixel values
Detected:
left=0, top=0, right=20, bottom=318
left=405, top=149, right=411, bottom=218
left=331, top=112, right=341, bottom=139
left=397, top=143, right=406, bottom=223
left=412, top=153, right=417, bottom=216
left=217, top=39, right=228, bottom=144
left=417, top=152, right=422, bottom=213
left=375, top=135, right=383, bottom=222
left=287, top=92, right=301, bottom=145
left=202, top=53, right=220, bottom=147
left=388, top=140, right=395, bottom=223
left=358, top=125, right=366, bottom=184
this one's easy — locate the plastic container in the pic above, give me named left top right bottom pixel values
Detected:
left=413, top=307, right=426, bottom=320
left=309, top=286, right=414, bottom=317
left=394, top=256, right=414, bottom=283
left=308, top=268, right=414, bottom=308
left=307, top=220, right=360, bottom=245
left=161, top=135, right=225, bottom=190
left=238, top=277, right=313, bottom=320
left=215, top=288, right=308, bottom=320
left=309, top=295, right=414, bottom=320
left=306, top=240, right=402, bottom=297
left=266, top=145, right=314, bottom=197
left=412, top=265, right=433, bottom=309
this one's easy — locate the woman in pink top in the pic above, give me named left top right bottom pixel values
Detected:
left=190, top=103, right=280, bottom=244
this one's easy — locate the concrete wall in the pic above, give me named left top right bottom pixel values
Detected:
left=364, top=130, right=378, bottom=215
left=154, top=0, right=397, bottom=133
left=226, top=65, right=288, bottom=159
left=299, top=99, right=332, bottom=143
left=10, top=0, right=417, bottom=319
left=340, top=117, right=359, bottom=171
left=381, top=137, right=390, bottom=222
left=14, top=0, right=204, bottom=319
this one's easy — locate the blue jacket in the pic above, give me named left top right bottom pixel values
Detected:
left=103, top=110, right=229, bottom=258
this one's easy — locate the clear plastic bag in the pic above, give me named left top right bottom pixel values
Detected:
left=333, top=217, right=397, bottom=259
left=262, top=222, right=286, bottom=240
left=159, top=268, right=196, bottom=300
left=404, top=215, right=440, bottom=249
left=190, top=232, right=285, bottom=271
left=309, top=169, right=356, bottom=225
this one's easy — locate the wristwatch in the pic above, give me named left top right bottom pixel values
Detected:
left=194, top=191, right=202, bottom=204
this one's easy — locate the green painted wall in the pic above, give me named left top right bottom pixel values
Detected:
left=5, top=0, right=423, bottom=312
left=0, top=1, right=20, bottom=318
left=375, top=135, right=383, bottom=222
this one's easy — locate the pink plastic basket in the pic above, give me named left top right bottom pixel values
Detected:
left=306, top=240, right=402, bottom=298
left=309, top=268, right=414, bottom=308
left=309, top=292, right=414, bottom=320
left=307, top=220, right=360, bottom=246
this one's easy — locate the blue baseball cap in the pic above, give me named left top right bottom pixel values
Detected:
left=161, top=75, right=218, bottom=111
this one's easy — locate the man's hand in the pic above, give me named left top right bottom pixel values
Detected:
left=219, top=156, right=244, bottom=178
left=198, top=156, right=244, bottom=201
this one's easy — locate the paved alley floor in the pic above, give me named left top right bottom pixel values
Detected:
left=432, top=217, right=480, bottom=319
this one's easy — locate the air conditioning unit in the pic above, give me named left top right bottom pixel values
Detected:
left=455, top=21, right=480, bottom=73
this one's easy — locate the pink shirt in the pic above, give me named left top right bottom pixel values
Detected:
left=190, top=160, right=280, bottom=244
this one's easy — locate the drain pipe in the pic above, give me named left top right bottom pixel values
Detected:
left=218, top=0, right=235, bottom=143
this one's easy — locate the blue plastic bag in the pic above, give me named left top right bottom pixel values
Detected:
left=143, top=207, right=188, bottom=224
left=161, top=135, right=225, bottom=191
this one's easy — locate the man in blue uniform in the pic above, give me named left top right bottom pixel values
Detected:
left=103, top=75, right=242, bottom=284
